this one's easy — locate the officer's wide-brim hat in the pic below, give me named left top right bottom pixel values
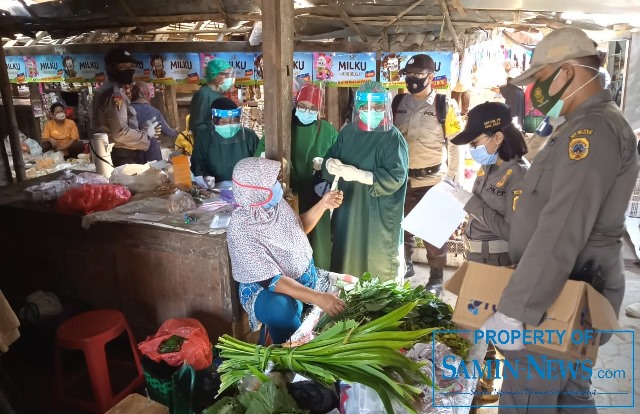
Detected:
left=451, top=102, right=512, bottom=145
left=510, top=27, right=597, bottom=86
left=104, top=47, right=142, bottom=66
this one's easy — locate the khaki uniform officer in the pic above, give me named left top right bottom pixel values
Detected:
left=481, top=28, right=639, bottom=413
left=447, top=102, right=529, bottom=267
left=92, top=48, right=160, bottom=166
left=393, top=53, right=461, bottom=294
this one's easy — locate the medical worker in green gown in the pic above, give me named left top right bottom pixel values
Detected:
left=322, top=81, right=409, bottom=281
left=254, top=84, right=338, bottom=268
left=189, top=59, right=235, bottom=136
left=291, top=84, right=338, bottom=268
left=191, top=97, right=261, bottom=182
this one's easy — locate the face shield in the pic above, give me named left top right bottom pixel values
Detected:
left=212, top=107, right=245, bottom=140
left=352, top=91, right=392, bottom=131
left=294, top=83, right=325, bottom=124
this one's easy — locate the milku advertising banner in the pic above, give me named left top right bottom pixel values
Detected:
left=200, top=52, right=256, bottom=85
left=313, top=52, right=376, bottom=87
left=130, top=53, right=152, bottom=82
left=148, top=53, right=200, bottom=85
left=380, top=52, right=453, bottom=89
left=61, top=54, right=106, bottom=83
left=5, top=56, right=27, bottom=83
left=34, top=55, right=64, bottom=82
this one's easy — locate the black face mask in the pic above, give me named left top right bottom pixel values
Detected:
left=405, top=76, right=430, bottom=94
left=110, top=69, right=135, bottom=85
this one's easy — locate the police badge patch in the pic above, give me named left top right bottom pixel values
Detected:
left=569, top=137, right=589, bottom=160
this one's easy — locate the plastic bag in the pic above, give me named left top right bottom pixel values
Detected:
left=444, top=105, right=462, bottom=137
left=75, top=172, right=109, bottom=185
left=110, top=164, right=169, bottom=194
left=138, top=318, right=213, bottom=370
left=56, top=184, right=132, bottom=214
left=341, top=383, right=407, bottom=414
left=167, top=190, right=196, bottom=214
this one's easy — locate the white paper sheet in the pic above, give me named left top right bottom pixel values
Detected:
left=625, top=217, right=640, bottom=261
left=402, top=181, right=467, bottom=249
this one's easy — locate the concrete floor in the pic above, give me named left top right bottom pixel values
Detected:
left=407, top=235, right=640, bottom=413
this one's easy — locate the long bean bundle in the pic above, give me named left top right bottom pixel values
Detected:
left=216, top=302, right=435, bottom=414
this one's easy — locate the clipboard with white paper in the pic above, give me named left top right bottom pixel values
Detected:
left=402, top=181, right=467, bottom=249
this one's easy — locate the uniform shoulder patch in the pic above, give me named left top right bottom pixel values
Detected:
left=569, top=137, right=589, bottom=161
left=496, top=168, right=513, bottom=188
left=113, top=92, right=123, bottom=110
left=512, top=189, right=522, bottom=211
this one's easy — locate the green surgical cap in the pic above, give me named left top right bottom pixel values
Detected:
left=356, top=80, right=386, bottom=94
left=206, top=59, right=232, bottom=82
left=355, top=81, right=389, bottom=103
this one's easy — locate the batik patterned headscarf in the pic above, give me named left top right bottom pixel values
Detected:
left=227, top=157, right=313, bottom=283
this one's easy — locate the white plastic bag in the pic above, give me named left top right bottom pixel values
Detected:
left=110, top=164, right=169, bottom=194
left=342, top=383, right=407, bottom=414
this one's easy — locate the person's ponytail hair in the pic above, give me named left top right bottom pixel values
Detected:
left=489, top=123, right=528, bottom=161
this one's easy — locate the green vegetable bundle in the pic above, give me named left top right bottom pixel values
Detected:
left=216, top=302, right=435, bottom=414
left=203, top=381, right=302, bottom=414
left=317, top=273, right=471, bottom=360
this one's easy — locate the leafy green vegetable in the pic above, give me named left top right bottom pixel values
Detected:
left=202, top=396, right=243, bottom=414
left=202, top=382, right=302, bottom=414
left=216, top=302, right=435, bottom=414
left=317, top=273, right=471, bottom=359
left=157, top=335, right=185, bottom=354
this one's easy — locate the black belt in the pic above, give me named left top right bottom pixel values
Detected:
left=409, top=164, right=441, bottom=178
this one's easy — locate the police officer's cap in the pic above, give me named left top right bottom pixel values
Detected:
left=401, top=54, right=436, bottom=75
left=105, top=47, right=142, bottom=66
left=451, top=102, right=512, bottom=145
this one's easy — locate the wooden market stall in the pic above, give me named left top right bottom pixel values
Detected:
left=0, top=1, right=638, bottom=412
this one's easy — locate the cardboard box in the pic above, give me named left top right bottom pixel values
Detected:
left=444, top=262, right=621, bottom=361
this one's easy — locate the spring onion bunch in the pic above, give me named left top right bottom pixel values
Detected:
left=216, top=302, right=436, bottom=414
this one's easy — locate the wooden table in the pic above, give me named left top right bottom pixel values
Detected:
left=0, top=173, right=248, bottom=342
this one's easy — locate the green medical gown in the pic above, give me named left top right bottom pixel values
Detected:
left=322, top=123, right=409, bottom=281
left=191, top=126, right=261, bottom=182
left=254, top=119, right=338, bottom=269
left=189, top=86, right=223, bottom=136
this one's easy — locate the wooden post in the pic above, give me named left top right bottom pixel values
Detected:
left=0, top=44, right=25, bottom=182
left=163, top=84, right=180, bottom=129
left=438, top=0, right=463, bottom=54
left=261, top=0, right=294, bottom=185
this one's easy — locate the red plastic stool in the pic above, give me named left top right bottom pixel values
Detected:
left=54, top=309, right=144, bottom=413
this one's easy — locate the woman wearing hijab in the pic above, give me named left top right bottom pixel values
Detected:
left=227, top=157, right=345, bottom=344
left=322, top=81, right=409, bottom=282
left=130, top=81, right=177, bottom=161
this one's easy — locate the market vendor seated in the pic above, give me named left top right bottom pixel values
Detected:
left=227, top=157, right=346, bottom=344
left=190, top=98, right=261, bottom=182
left=41, top=102, right=85, bottom=158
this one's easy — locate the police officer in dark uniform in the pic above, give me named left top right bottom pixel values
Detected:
left=92, top=48, right=160, bottom=166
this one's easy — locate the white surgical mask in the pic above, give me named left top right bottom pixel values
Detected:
left=54, top=113, right=66, bottom=121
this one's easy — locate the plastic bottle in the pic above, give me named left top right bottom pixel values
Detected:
left=172, top=155, right=192, bottom=189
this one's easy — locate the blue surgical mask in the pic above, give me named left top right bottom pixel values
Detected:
left=220, top=77, right=234, bottom=92
left=358, top=110, right=385, bottom=129
left=295, top=109, right=318, bottom=125
left=216, top=124, right=241, bottom=139
left=470, top=137, right=499, bottom=165
left=263, top=181, right=283, bottom=209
